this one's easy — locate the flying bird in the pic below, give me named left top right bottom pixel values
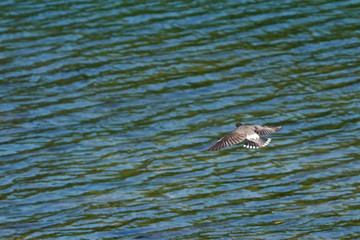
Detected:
left=203, top=123, right=282, bottom=151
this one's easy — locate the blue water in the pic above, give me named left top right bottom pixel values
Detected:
left=1, top=0, right=360, bottom=239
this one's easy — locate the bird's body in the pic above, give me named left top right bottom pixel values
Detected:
left=203, top=123, right=282, bottom=151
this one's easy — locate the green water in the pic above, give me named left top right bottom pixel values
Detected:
left=1, top=0, right=360, bottom=239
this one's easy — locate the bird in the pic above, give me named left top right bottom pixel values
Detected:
left=203, top=123, right=282, bottom=151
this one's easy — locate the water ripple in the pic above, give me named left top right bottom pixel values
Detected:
left=1, top=0, right=360, bottom=239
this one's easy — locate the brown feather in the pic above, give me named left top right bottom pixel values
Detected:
left=203, top=130, right=246, bottom=151
left=254, top=126, right=282, bottom=136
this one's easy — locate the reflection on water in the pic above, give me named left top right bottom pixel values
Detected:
left=1, top=0, right=360, bottom=239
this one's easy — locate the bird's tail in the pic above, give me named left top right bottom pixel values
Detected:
left=243, top=137, right=271, bottom=149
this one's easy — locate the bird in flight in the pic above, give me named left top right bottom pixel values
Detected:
left=203, top=123, right=282, bottom=151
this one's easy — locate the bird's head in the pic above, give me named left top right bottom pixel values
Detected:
left=236, top=123, right=243, bottom=127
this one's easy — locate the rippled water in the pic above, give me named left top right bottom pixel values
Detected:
left=1, top=0, right=360, bottom=239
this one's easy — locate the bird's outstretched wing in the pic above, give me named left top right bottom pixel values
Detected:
left=203, top=130, right=246, bottom=151
left=254, top=126, right=282, bottom=136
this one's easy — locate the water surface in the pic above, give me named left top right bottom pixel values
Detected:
left=1, top=0, right=360, bottom=239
